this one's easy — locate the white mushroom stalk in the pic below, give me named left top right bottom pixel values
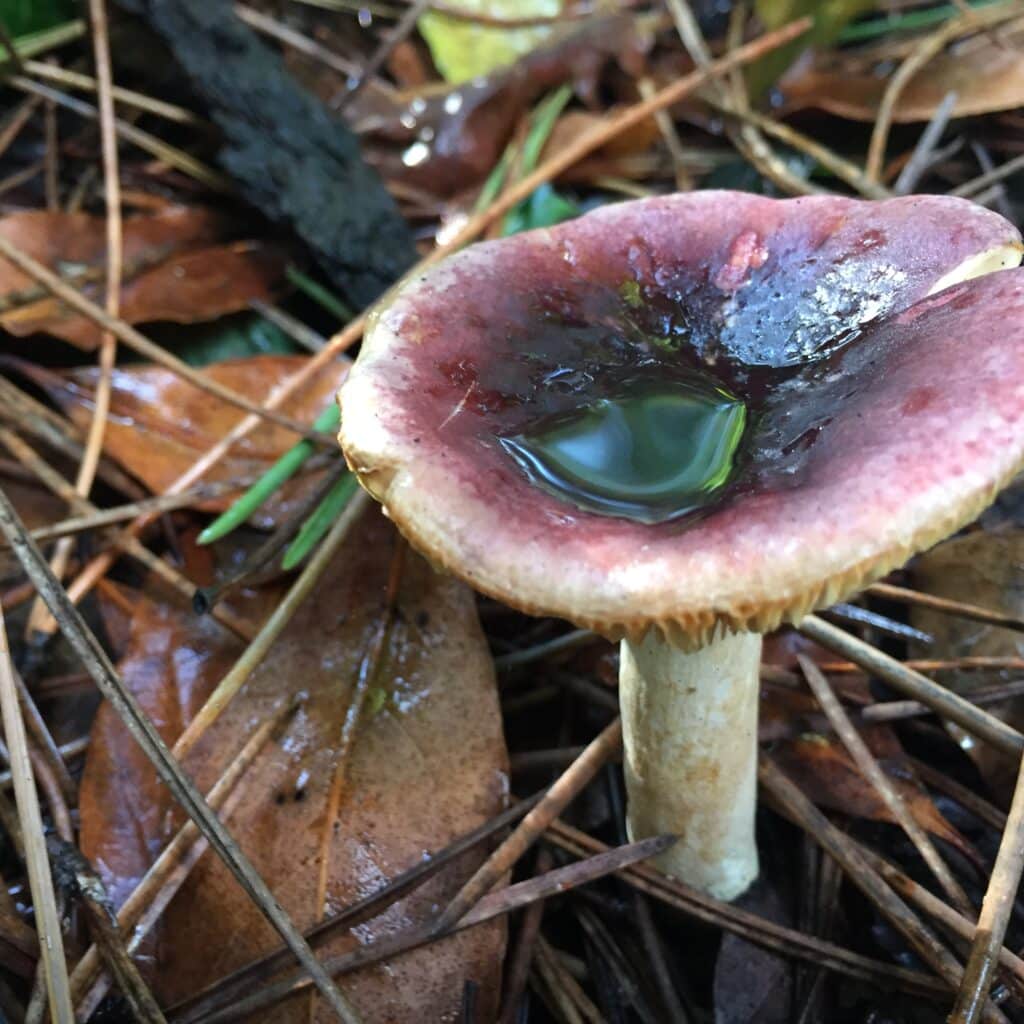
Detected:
left=621, top=631, right=760, bottom=898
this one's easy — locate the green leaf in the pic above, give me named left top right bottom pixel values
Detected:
left=502, top=183, right=579, bottom=235
left=162, top=313, right=298, bottom=368
left=748, top=0, right=878, bottom=97
left=501, top=86, right=579, bottom=235
left=418, top=0, right=562, bottom=83
left=0, top=0, right=75, bottom=37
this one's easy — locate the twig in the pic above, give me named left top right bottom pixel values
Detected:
left=535, top=936, right=600, bottom=1024
left=541, top=816, right=948, bottom=990
left=3, top=477, right=278, bottom=547
left=797, top=654, right=972, bottom=914
left=0, top=375, right=143, bottom=500
left=868, top=582, right=1024, bottom=635
left=760, top=758, right=1006, bottom=1023
left=637, top=78, right=693, bottom=191
left=949, top=751, right=1024, bottom=1023
left=234, top=4, right=363, bottom=81
left=893, top=90, right=959, bottom=194
left=0, top=427, right=255, bottom=642
left=311, top=537, right=405, bottom=1001
left=495, top=629, right=598, bottom=670
left=911, top=757, right=1007, bottom=832
left=23, top=59, right=202, bottom=125
left=72, top=706, right=291, bottom=1017
left=171, top=490, right=369, bottom=759
left=0, top=236, right=328, bottom=443
left=57, top=842, right=168, bottom=1024
left=798, top=615, right=1024, bottom=755
left=952, top=151, right=1024, bottom=199
left=857, top=845, right=1024, bottom=991
left=0, top=95, right=41, bottom=159
left=29, top=0, right=123, bottom=639
left=498, top=848, right=553, bottom=1024
left=0, top=606, right=73, bottom=1024
left=174, top=792, right=545, bottom=1021
left=334, top=0, right=433, bottom=112
left=427, top=16, right=813, bottom=262
left=249, top=300, right=326, bottom=353
left=433, top=718, right=624, bottom=933
left=865, top=4, right=1019, bottom=181
left=0, top=488, right=361, bottom=1024
left=0, top=737, right=88, bottom=793
left=43, top=75, right=58, bottom=211
left=181, top=835, right=674, bottom=1024
left=12, top=670, right=76, bottom=806
left=8, top=76, right=232, bottom=192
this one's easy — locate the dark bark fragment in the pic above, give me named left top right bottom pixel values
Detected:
left=116, top=0, right=416, bottom=309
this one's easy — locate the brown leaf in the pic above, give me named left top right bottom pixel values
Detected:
left=910, top=530, right=1024, bottom=801
left=80, top=510, right=508, bottom=1022
left=0, top=208, right=288, bottom=349
left=781, top=17, right=1024, bottom=122
left=26, top=354, right=347, bottom=529
left=774, top=732, right=977, bottom=864
left=344, top=13, right=647, bottom=198
left=0, top=475, right=67, bottom=586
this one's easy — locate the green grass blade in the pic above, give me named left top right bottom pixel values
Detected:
left=197, top=402, right=341, bottom=545
left=285, top=265, right=354, bottom=322
left=281, top=472, right=360, bottom=570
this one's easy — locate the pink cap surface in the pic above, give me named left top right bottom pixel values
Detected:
left=340, top=192, right=1024, bottom=643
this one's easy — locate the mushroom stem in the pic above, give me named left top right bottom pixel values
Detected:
left=620, top=630, right=760, bottom=900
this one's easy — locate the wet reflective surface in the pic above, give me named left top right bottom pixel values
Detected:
left=501, top=376, right=746, bottom=524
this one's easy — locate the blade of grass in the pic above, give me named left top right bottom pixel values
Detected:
left=502, top=84, right=574, bottom=235
left=198, top=403, right=342, bottom=544
left=285, top=266, right=354, bottom=322
left=282, top=472, right=359, bottom=569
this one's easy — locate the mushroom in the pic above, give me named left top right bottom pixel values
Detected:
left=339, top=192, right=1024, bottom=900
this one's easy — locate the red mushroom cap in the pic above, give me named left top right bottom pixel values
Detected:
left=340, top=193, right=1024, bottom=645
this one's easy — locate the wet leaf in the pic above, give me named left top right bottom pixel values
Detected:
left=349, top=14, right=646, bottom=197
left=27, top=354, right=347, bottom=529
left=714, top=874, right=792, bottom=1023
left=910, top=530, right=1024, bottom=800
left=503, top=184, right=579, bottom=235
left=0, top=209, right=288, bottom=350
left=419, top=0, right=566, bottom=84
left=80, top=510, right=509, bottom=1021
left=774, top=731, right=977, bottom=861
left=0, top=475, right=67, bottom=586
left=165, top=313, right=298, bottom=368
left=781, top=15, right=1024, bottom=121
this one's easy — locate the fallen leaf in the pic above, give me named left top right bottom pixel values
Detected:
left=714, top=871, right=793, bottom=1023
left=774, top=731, right=978, bottom=864
left=0, top=475, right=67, bottom=586
left=80, top=510, right=509, bottom=1021
left=20, top=354, right=347, bottom=529
left=419, top=0, right=570, bottom=84
left=781, top=15, right=1024, bottom=122
left=347, top=13, right=648, bottom=197
left=0, top=208, right=288, bottom=350
left=910, top=530, right=1024, bottom=801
